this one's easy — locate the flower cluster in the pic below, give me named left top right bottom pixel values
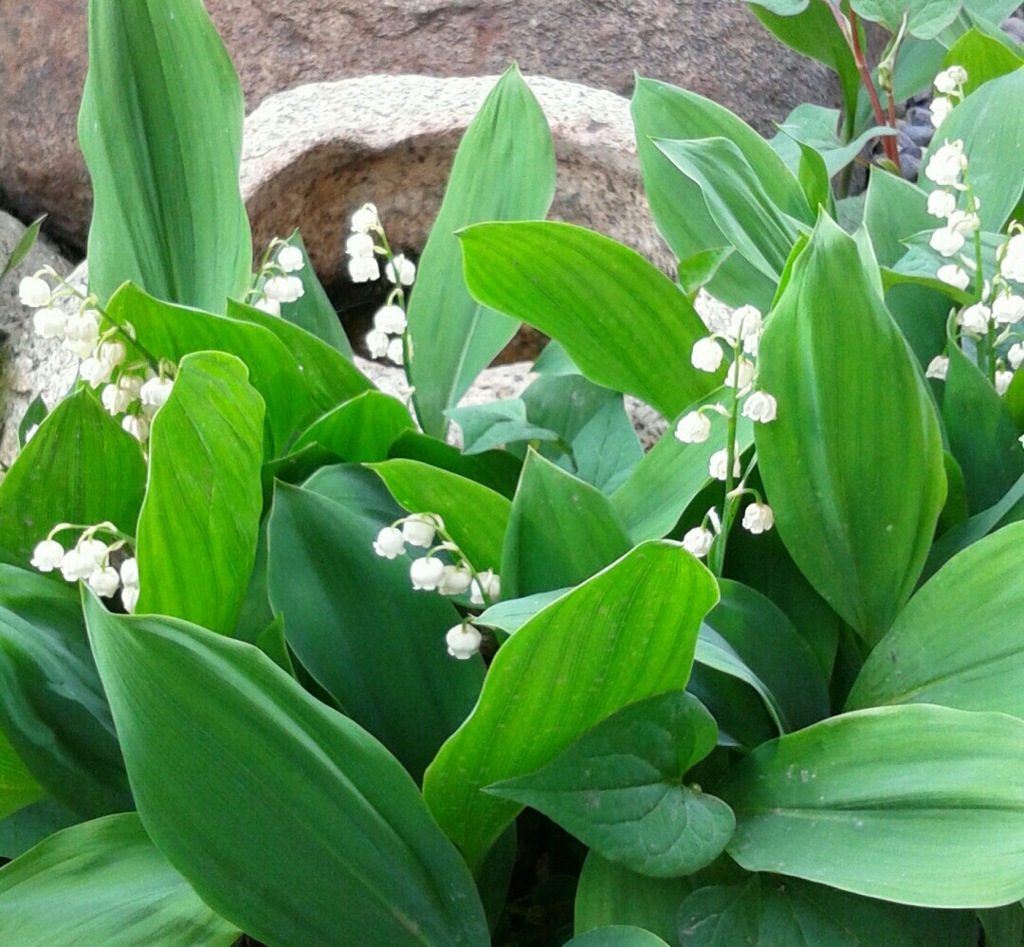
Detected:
left=929, top=65, right=967, bottom=128
left=373, top=511, right=498, bottom=659
left=251, top=241, right=306, bottom=317
left=18, top=270, right=175, bottom=443
left=30, top=522, right=140, bottom=611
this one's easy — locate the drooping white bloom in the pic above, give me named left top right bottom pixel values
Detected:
left=438, top=564, right=474, bottom=596
left=728, top=305, right=763, bottom=346
left=927, top=190, right=957, bottom=219
left=674, top=411, right=712, bottom=444
left=60, top=539, right=107, bottom=582
left=1001, top=234, right=1024, bottom=283
left=140, top=376, right=174, bottom=414
left=30, top=539, right=65, bottom=572
left=934, top=65, right=968, bottom=95
left=402, top=513, right=443, bottom=548
left=1009, top=343, right=1024, bottom=371
left=470, top=569, right=501, bottom=606
left=262, top=275, right=305, bottom=304
left=929, top=96, right=955, bottom=128
left=936, top=265, right=970, bottom=290
left=725, top=358, right=755, bottom=391
left=925, top=140, right=967, bottom=188
left=33, top=307, right=66, bottom=339
left=79, top=356, right=114, bottom=388
left=365, top=328, right=390, bottom=359
left=351, top=203, right=380, bottom=234
left=118, top=374, right=144, bottom=402
left=445, top=622, right=483, bottom=660
left=63, top=309, right=101, bottom=358
left=742, top=502, right=775, bottom=534
left=122, top=585, right=140, bottom=613
left=88, top=566, right=121, bottom=598
left=348, top=255, right=380, bottom=283
left=276, top=245, right=305, bottom=273
left=120, top=557, right=139, bottom=588
left=995, top=370, right=1014, bottom=396
left=410, top=555, right=446, bottom=591
left=386, top=337, right=404, bottom=365
left=373, top=526, right=406, bottom=559
left=373, top=304, right=407, bottom=335
left=958, top=302, right=992, bottom=335
left=992, top=292, right=1024, bottom=326
left=98, top=341, right=126, bottom=369
left=346, top=232, right=375, bottom=259
left=254, top=296, right=281, bottom=316
left=385, top=254, right=416, bottom=287
left=930, top=226, right=965, bottom=258
left=691, top=337, right=725, bottom=373
left=925, top=355, right=949, bottom=380
left=77, top=539, right=109, bottom=570
left=681, top=526, right=714, bottom=559
left=708, top=447, right=742, bottom=481
left=122, top=414, right=150, bottom=443
left=741, top=390, right=778, bottom=423
left=19, top=276, right=52, bottom=308
left=946, top=210, right=980, bottom=237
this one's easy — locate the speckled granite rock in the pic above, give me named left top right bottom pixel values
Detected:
left=0, top=0, right=835, bottom=249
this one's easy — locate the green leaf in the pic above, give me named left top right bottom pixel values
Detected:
left=267, top=471, right=483, bottom=780
left=476, top=589, right=569, bottom=636
left=369, top=459, right=510, bottom=573
left=946, top=28, right=1024, bottom=93
left=0, top=800, right=78, bottom=861
left=447, top=400, right=562, bottom=456
left=0, top=388, right=146, bottom=567
left=677, top=248, right=735, bottom=298
left=0, top=813, right=241, bottom=946
left=79, top=0, right=250, bottom=309
left=979, top=903, right=1024, bottom=947
left=423, top=542, right=720, bottom=870
left=654, top=137, right=810, bottom=285
left=502, top=451, right=632, bottom=598
left=408, top=64, right=556, bottom=437
left=0, top=729, right=44, bottom=822
left=770, top=103, right=894, bottom=179
left=942, top=339, right=1022, bottom=512
left=920, top=69, right=1024, bottom=231
left=387, top=430, right=522, bottom=500
left=135, top=352, right=264, bottom=635
left=460, top=221, right=721, bottom=420
left=0, top=565, right=130, bottom=818
left=291, top=391, right=414, bottom=463
left=16, top=395, right=47, bottom=450
left=850, top=0, right=963, bottom=38
left=755, top=213, right=946, bottom=643
left=848, top=522, right=1024, bottom=715
left=571, top=397, right=644, bottom=494
left=565, top=927, right=672, bottom=947
left=677, top=874, right=976, bottom=946
left=719, top=704, right=1024, bottom=907
left=0, top=215, right=45, bottom=283
left=83, top=593, right=490, bottom=947
left=489, top=691, right=734, bottom=877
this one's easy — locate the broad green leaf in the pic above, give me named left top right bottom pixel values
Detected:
left=476, top=589, right=569, bottom=636
left=0, top=565, right=130, bottom=818
left=291, top=391, right=414, bottom=463
left=677, top=248, right=735, bottom=298
left=79, top=0, right=250, bottom=309
left=447, top=400, right=562, bottom=456
left=502, top=451, right=631, bottom=598
left=489, top=692, right=734, bottom=878
left=408, top=65, right=556, bottom=437
left=460, top=221, right=723, bottom=420
left=424, top=542, right=719, bottom=870
left=83, top=594, right=490, bottom=947
left=571, top=397, right=644, bottom=494
left=369, top=459, right=510, bottom=574
left=566, top=928, right=671, bottom=947
left=17, top=395, right=47, bottom=450
left=387, top=430, right=521, bottom=500
left=631, top=78, right=783, bottom=308
left=920, top=69, right=1024, bottom=230
left=677, top=874, right=976, bottom=946
left=135, top=352, right=264, bottom=635
left=574, top=852, right=699, bottom=943
left=848, top=522, right=1024, bottom=715
left=755, top=213, right=946, bottom=643
left=655, top=137, right=810, bottom=284
left=0, top=800, right=78, bottom=861
left=720, top=704, right=1024, bottom=907
left=0, top=729, right=43, bottom=821
left=942, top=339, right=1022, bottom=512
left=0, top=813, right=240, bottom=946
left=770, top=104, right=894, bottom=179
left=686, top=662, right=777, bottom=750
left=851, top=0, right=963, bottom=38
left=945, top=27, right=1024, bottom=93
left=0, top=215, right=44, bottom=283
left=979, top=903, right=1024, bottom=947
left=267, top=472, right=483, bottom=780
left=0, top=388, right=146, bottom=568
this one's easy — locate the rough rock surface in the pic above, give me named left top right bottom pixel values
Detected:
left=0, top=0, right=836, bottom=248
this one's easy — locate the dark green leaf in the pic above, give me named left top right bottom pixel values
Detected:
left=565, top=927, right=672, bottom=947
left=79, top=0, right=250, bottom=308
left=978, top=903, right=1024, bottom=947
left=16, top=396, right=47, bottom=450
left=84, top=593, right=490, bottom=947
left=0, top=730, right=43, bottom=821
left=387, top=429, right=522, bottom=500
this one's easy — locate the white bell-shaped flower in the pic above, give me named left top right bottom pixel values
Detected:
left=741, top=390, right=778, bottom=424
left=410, top=555, right=446, bottom=591
left=402, top=513, right=443, bottom=549
left=742, top=502, right=775, bottom=534
left=30, top=539, right=65, bottom=572
left=276, top=245, right=305, bottom=273
left=19, top=276, right=52, bottom=308
left=691, top=337, right=725, bottom=373
left=445, top=622, right=483, bottom=660
left=88, top=566, right=121, bottom=598
left=372, top=527, right=406, bottom=559
left=681, top=526, right=714, bottom=559
left=674, top=411, right=712, bottom=444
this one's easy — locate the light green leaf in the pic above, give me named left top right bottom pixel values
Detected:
left=0, top=813, right=240, bottom=946
left=446, top=400, right=562, bottom=456
left=291, top=391, right=414, bottom=463
left=566, top=927, right=672, bottom=947
left=460, top=221, right=721, bottom=421
left=720, top=704, right=1024, bottom=907
left=848, top=522, right=1024, bottom=715
left=369, top=459, right=510, bottom=574
left=0, top=215, right=45, bottom=283
left=0, top=730, right=43, bottom=822
left=0, top=388, right=146, bottom=568
left=135, top=352, right=264, bottom=635
left=851, top=0, right=963, bottom=38
left=488, top=692, right=734, bottom=878
left=83, top=593, right=490, bottom=947
left=79, top=0, right=250, bottom=309
left=408, top=64, right=556, bottom=437
left=945, top=28, right=1024, bottom=93
left=755, top=213, right=946, bottom=643
left=423, top=542, right=719, bottom=870
left=771, top=103, right=895, bottom=179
